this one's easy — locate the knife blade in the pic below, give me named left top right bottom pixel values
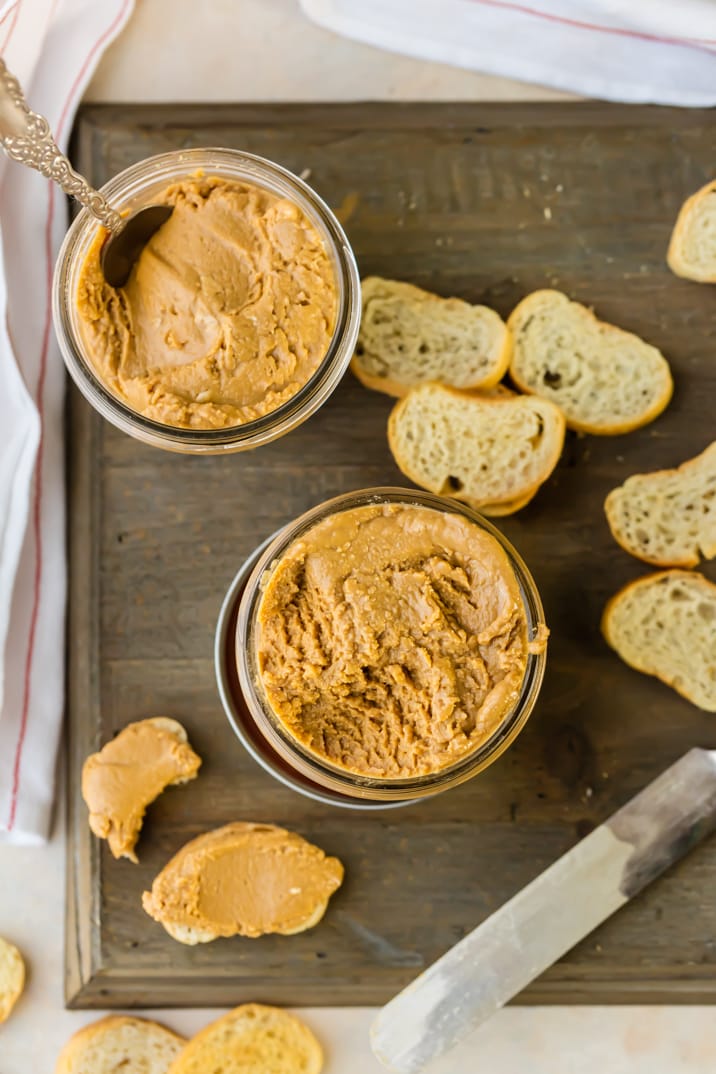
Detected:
left=371, top=748, right=716, bottom=1073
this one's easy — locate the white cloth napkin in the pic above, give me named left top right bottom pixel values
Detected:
left=300, top=0, right=716, bottom=105
left=0, top=0, right=134, bottom=844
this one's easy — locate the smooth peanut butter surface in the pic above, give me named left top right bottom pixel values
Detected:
left=142, top=822, right=344, bottom=941
left=81, top=718, right=202, bottom=862
left=75, top=176, right=337, bottom=429
left=256, top=503, right=545, bottom=778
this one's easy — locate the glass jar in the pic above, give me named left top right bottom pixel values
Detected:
left=221, top=487, right=547, bottom=806
left=52, top=148, right=361, bottom=453
left=215, top=533, right=413, bottom=811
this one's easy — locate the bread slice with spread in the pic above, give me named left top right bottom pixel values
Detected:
left=81, top=717, right=202, bottom=862
left=142, top=822, right=344, bottom=944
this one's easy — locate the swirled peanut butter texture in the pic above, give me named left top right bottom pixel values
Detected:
left=256, top=504, right=546, bottom=778
left=75, top=176, right=337, bottom=429
left=142, top=822, right=344, bottom=943
left=81, top=717, right=202, bottom=862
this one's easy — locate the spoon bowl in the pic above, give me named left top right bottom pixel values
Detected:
left=100, top=204, right=173, bottom=288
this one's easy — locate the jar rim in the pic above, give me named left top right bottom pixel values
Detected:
left=234, top=487, right=547, bottom=801
left=52, top=147, right=361, bottom=453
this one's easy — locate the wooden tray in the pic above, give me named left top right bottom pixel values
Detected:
left=66, top=102, right=716, bottom=1008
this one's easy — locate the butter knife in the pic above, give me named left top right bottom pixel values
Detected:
left=372, top=747, right=716, bottom=1073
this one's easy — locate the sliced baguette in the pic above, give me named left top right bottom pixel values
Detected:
left=605, top=441, right=716, bottom=567
left=82, top=717, right=202, bottom=863
left=602, top=570, right=716, bottom=711
left=142, top=822, right=344, bottom=944
left=507, top=290, right=673, bottom=434
left=55, top=1015, right=185, bottom=1074
left=388, top=383, right=565, bottom=511
left=167, top=1005, right=322, bottom=1074
left=0, top=936, right=24, bottom=1024
left=667, top=179, right=716, bottom=283
left=352, top=277, right=511, bottom=397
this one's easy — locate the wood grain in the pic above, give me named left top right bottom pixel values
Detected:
left=66, top=102, right=716, bottom=1008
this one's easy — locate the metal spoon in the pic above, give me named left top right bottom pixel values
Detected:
left=0, top=58, right=172, bottom=287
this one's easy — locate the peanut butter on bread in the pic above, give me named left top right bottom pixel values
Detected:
left=142, top=822, right=344, bottom=944
left=81, top=717, right=201, bottom=862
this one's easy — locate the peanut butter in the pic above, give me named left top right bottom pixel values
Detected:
left=256, top=503, right=546, bottom=778
left=75, top=176, right=337, bottom=429
left=82, top=718, right=202, bottom=862
left=142, top=822, right=344, bottom=942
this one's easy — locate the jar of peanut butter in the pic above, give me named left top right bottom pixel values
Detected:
left=53, top=148, right=360, bottom=453
left=218, top=488, right=548, bottom=805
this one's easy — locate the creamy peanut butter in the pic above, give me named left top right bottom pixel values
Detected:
left=81, top=718, right=202, bottom=862
left=256, top=503, right=546, bottom=779
left=75, top=176, right=337, bottom=429
left=142, top=822, right=344, bottom=942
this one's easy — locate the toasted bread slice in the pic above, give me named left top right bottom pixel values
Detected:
left=388, top=383, right=564, bottom=511
left=667, top=180, right=716, bottom=283
left=352, top=277, right=511, bottom=397
left=605, top=441, right=716, bottom=567
left=479, top=490, right=537, bottom=517
left=167, top=1005, right=322, bottom=1074
left=55, top=1015, right=185, bottom=1074
left=82, top=717, right=201, bottom=863
left=602, top=570, right=716, bottom=711
left=0, top=937, right=24, bottom=1024
left=507, top=290, right=673, bottom=434
left=142, top=822, right=344, bottom=944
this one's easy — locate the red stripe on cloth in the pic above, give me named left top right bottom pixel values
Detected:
left=6, top=0, right=132, bottom=831
left=0, top=2, right=21, bottom=55
left=466, top=0, right=716, bottom=48
left=6, top=183, right=54, bottom=832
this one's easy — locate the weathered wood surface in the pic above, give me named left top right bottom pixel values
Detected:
left=66, top=103, right=716, bottom=1008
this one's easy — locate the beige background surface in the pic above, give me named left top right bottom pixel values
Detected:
left=1, top=1, right=713, bottom=1071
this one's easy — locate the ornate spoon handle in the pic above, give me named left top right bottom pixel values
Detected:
left=0, top=57, right=123, bottom=233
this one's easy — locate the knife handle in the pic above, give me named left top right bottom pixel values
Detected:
left=610, top=748, right=716, bottom=898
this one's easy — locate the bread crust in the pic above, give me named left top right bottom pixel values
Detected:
left=601, top=569, right=716, bottom=710
left=479, top=489, right=537, bottom=517
left=667, top=179, right=716, bottom=283
left=604, top=442, right=716, bottom=568
left=507, top=290, right=673, bottom=435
